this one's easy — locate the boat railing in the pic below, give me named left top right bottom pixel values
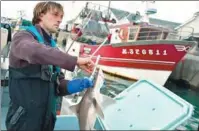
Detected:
left=127, top=26, right=194, bottom=41
left=175, top=26, right=195, bottom=39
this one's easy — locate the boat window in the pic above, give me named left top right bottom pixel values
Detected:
left=137, top=28, right=149, bottom=40
left=137, top=27, right=167, bottom=40
left=129, top=27, right=138, bottom=41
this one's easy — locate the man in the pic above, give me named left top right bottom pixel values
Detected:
left=6, top=2, right=95, bottom=131
left=111, top=29, right=120, bottom=44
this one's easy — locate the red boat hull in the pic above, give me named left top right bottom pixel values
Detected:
left=80, top=43, right=192, bottom=71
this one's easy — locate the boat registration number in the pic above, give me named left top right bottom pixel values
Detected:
left=122, top=49, right=168, bottom=56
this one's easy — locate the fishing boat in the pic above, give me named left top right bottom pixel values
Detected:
left=64, top=2, right=197, bottom=86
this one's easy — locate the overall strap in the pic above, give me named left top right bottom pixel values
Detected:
left=26, top=26, right=45, bottom=44
left=26, top=26, right=61, bottom=73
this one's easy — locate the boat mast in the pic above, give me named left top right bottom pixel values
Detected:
left=107, top=0, right=111, bottom=19
left=17, top=10, right=26, bottom=20
left=142, top=1, right=156, bottom=23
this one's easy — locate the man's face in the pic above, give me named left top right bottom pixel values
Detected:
left=40, top=8, right=63, bottom=33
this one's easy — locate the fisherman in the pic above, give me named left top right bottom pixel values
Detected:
left=5, top=1, right=95, bottom=131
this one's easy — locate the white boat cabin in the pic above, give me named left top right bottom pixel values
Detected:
left=109, top=22, right=179, bottom=44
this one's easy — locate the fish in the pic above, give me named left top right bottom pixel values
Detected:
left=69, top=68, right=116, bottom=130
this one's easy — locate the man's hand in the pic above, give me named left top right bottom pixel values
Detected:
left=67, top=77, right=94, bottom=94
left=77, top=57, right=94, bottom=74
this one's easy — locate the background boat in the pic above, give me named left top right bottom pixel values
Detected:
left=64, top=2, right=197, bottom=86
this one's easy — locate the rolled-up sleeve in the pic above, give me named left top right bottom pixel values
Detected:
left=11, top=31, right=77, bottom=71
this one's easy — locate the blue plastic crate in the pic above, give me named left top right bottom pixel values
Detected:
left=101, top=79, right=194, bottom=130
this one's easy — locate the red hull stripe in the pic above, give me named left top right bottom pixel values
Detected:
left=82, top=55, right=175, bottom=65
left=97, top=59, right=174, bottom=70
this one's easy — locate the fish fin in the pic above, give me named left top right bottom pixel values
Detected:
left=93, top=98, right=104, bottom=119
left=101, top=94, right=116, bottom=109
left=69, top=103, right=80, bottom=116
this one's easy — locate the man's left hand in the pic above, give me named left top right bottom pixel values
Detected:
left=77, top=57, right=94, bottom=74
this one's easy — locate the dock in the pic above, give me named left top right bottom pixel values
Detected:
left=170, top=45, right=199, bottom=90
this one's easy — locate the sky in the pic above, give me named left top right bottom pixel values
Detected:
left=1, top=1, right=199, bottom=26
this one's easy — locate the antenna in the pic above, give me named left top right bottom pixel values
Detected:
left=107, top=1, right=111, bottom=19
left=141, top=1, right=157, bottom=23
left=17, top=10, right=26, bottom=20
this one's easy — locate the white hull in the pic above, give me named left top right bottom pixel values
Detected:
left=99, top=65, right=171, bottom=86
left=1, top=57, right=9, bottom=70
left=1, top=28, right=8, bottom=51
left=62, top=38, right=81, bottom=80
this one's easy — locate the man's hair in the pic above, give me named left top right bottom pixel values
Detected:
left=32, top=1, right=64, bottom=25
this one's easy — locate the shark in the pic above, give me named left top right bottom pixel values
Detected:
left=69, top=68, right=116, bottom=130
